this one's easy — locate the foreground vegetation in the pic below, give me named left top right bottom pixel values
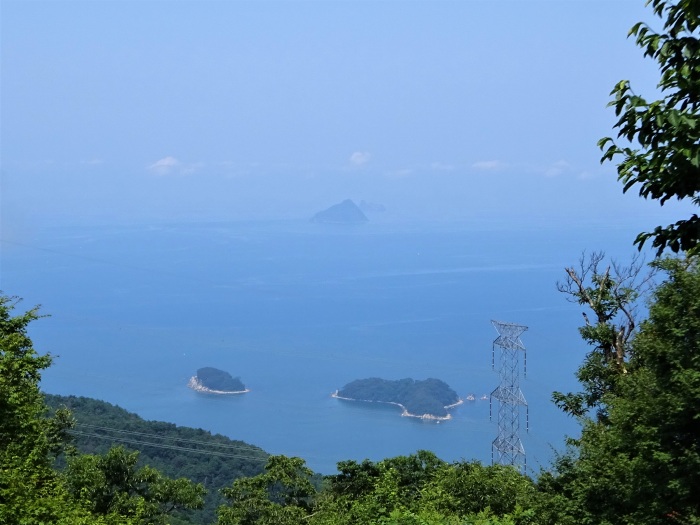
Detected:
left=44, top=395, right=268, bottom=524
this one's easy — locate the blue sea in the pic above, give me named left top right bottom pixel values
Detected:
left=1, top=219, right=640, bottom=474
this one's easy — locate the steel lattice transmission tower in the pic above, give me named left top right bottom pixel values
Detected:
left=489, top=320, right=528, bottom=472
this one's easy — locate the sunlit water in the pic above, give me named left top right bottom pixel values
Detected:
left=2, top=219, right=641, bottom=474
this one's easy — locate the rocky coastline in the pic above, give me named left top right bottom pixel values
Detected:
left=188, top=376, right=250, bottom=395
left=331, top=390, right=463, bottom=421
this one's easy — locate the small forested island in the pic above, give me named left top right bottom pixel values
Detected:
left=188, top=367, right=249, bottom=394
left=311, top=199, right=369, bottom=224
left=333, top=378, right=462, bottom=420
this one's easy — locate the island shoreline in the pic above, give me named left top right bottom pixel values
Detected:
left=331, top=390, right=463, bottom=421
left=188, top=376, right=250, bottom=395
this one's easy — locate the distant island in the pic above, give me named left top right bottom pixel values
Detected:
left=333, top=378, right=462, bottom=421
left=358, top=200, right=386, bottom=213
left=188, top=367, right=249, bottom=395
left=311, top=199, right=369, bottom=224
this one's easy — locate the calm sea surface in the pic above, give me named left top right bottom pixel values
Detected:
left=1, top=219, right=639, bottom=474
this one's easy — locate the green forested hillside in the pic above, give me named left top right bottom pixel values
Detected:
left=44, top=394, right=269, bottom=524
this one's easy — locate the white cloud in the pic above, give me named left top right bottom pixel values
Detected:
left=148, top=156, right=181, bottom=175
left=147, top=156, right=204, bottom=176
left=180, top=161, right=205, bottom=175
left=544, top=160, right=570, bottom=178
left=472, top=160, right=507, bottom=171
left=349, top=151, right=371, bottom=166
left=430, top=162, right=454, bottom=171
left=386, top=168, right=413, bottom=179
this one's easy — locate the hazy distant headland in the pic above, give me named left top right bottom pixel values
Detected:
left=188, top=367, right=249, bottom=395
left=333, top=378, right=462, bottom=421
left=311, top=199, right=369, bottom=224
left=358, top=200, right=386, bottom=214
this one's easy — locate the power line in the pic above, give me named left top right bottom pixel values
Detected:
left=73, top=423, right=267, bottom=454
left=68, top=429, right=269, bottom=462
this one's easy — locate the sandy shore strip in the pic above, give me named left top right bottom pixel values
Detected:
left=331, top=390, right=463, bottom=421
left=188, top=376, right=250, bottom=395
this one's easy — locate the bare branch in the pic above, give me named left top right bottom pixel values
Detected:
left=555, top=251, right=656, bottom=418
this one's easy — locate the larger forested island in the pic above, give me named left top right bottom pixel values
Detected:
left=188, top=367, right=249, bottom=394
left=334, top=378, right=461, bottom=420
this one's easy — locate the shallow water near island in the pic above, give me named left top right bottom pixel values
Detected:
left=3, top=219, right=643, bottom=474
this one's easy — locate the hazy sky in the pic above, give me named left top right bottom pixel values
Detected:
left=1, top=0, right=694, bottom=228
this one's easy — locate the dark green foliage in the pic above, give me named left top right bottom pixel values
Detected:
left=549, top=1, right=700, bottom=521
left=623, top=257, right=700, bottom=521
left=313, top=451, right=540, bottom=525
left=0, top=297, right=68, bottom=463
left=45, top=394, right=268, bottom=524
left=327, top=458, right=382, bottom=500
left=217, top=455, right=316, bottom=525
left=214, top=451, right=543, bottom=525
left=328, top=451, right=444, bottom=506
left=598, top=0, right=700, bottom=255
left=337, top=378, right=459, bottom=418
left=547, top=2, right=700, bottom=522
left=0, top=296, right=85, bottom=525
left=422, top=461, right=537, bottom=519
left=196, top=368, right=246, bottom=392
left=64, top=445, right=205, bottom=524
left=546, top=257, right=700, bottom=524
